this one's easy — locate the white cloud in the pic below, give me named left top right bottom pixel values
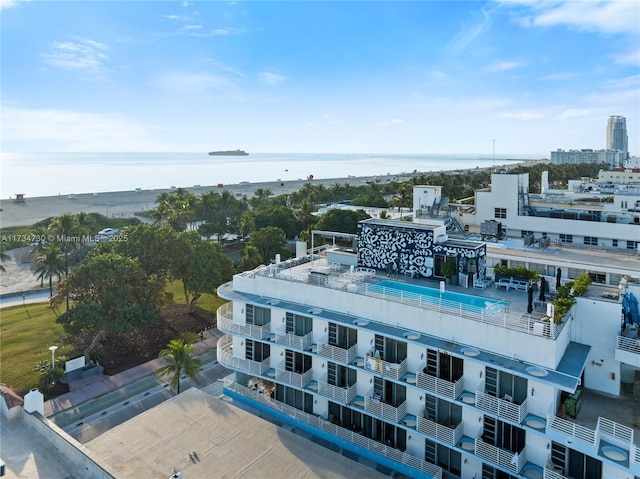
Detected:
left=525, top=1, right=640, bottom=35
left=486, top=60, right=524, bottom=72
left=540, top=72, right=576, bottom=81
left=181, top=25, right=203, bottom=31
left=258, top=72, right=285, bottom=86
left=377, top=118, right=406, bottom=127
left=446, top=6, right=494, bottom=54
left=42, top=38, right=110, bottom=74
left=2, top=107, right=165, bottom=151
left=501, top=110, right=544, bottom=120
left=0, top=0, right=21, bottom=10
left=152, top=72, right=240, bottom=95
left=610, top=46, right=640, bottom=67
left=556, top=109, right=589, bottom=119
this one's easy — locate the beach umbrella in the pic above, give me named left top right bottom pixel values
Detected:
left=556, top=268, right=561, bottom=290
left=527, top=285, right=533, bottom=314
left=539, top=277, right=546, bottom=302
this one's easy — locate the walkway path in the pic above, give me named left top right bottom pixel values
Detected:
left=44, top=329, right=223, bottom=417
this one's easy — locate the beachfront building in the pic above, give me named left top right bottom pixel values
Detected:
left=598, top=168, right=640, bottom=186
left=550, top=149, right=624, bottom=167
left=607, top=116, right=629, bottom=159
left=459, top=172, right=640, bottom=258
left=216, top=219, right=640, bottom=479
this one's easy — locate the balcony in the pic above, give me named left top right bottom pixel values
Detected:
left=217, top=303, right=270, bottom=340
left=416, top=414, right=464, bottom=447
left=222, top=377, right=443, bottom=479
left=416, top=367, right=464, bottom=401
left=363, top=355, right=407, bottom=380
left=364, top=396, right=407, bottom=423
left=311, top=381, right=358, bottom=404
left=475, top=388, right=529, bottom=425
left=314, top=339, right=358, bottom=365
left=615, top=334, right=640, bottom=367
left=217, top=335, right=270, bottom=376
left=475, top=439, right=526, bottom=475
left=274, top=329, right=314, bottom=350
left=266, top=367, right=314, bottom=389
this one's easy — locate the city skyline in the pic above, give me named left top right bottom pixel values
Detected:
left=1, top=0, right=638, bottom=155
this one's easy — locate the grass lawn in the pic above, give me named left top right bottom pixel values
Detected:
left=0, top=281, right=227, bottom=396
left=0, top=302, right=72, bottom=396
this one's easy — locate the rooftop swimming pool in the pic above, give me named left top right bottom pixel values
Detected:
left=368, top=279, right=508, bottom=314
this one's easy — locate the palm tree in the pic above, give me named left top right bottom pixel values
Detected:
left=34, top=245, right=65, bottom=296
left=49, top=213, right=79, bottom=310
left=157, top=339, right=202, bottom=394
left=0, top=248, right=9, bottom=273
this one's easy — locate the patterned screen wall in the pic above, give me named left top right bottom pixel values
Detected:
left=357, top=221, right=486, bottom=280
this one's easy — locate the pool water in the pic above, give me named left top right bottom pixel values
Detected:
left=369, top=280, right=508, bottom=313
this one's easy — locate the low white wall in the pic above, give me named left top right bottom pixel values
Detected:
left=22, top=411, right=118, bottom=479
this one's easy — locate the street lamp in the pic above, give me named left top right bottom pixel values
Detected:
left=49, top=345, right=58, bottom=368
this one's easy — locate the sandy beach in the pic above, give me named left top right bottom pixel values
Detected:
left=0, top=174, right=413, bottom=229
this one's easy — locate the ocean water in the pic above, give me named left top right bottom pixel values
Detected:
left=0, top=152, right=542, bottom=198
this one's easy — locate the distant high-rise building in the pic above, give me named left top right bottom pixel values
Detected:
left=606, top=115, right=628, bottom=157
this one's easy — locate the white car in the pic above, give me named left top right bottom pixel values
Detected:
left=96, top=228, right=119, bottom=240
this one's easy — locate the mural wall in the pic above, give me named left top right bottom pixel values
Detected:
left=357, top=221, right=486, bottom=280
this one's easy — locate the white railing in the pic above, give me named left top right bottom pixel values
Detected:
left=364, top=355, right=407, bottom=380
left=616, top=335, right=640, bottom=354
left=543, top=468, right=568, bottom=479
left=416, top=369, right=464, bottom=400
left=475, top=391, right=529, bottom=424
left=597, top=417, right=634, bottom=445
left=632, top=444, right=640, bottom=466
left=316, top=342, right=358, bottom=365
left=475, top=440, right=526, bottom=474
left=317, top=381, right=357, bottom=404
left=274, top=330, right=314, bottom=350
left=272, top=368, right=314, bottom=389
left=416, top=416, right=464, bottom=447
left=223, top=377, right=443, bottom=478
left=217, top=336, right=270, bottom=376
left=217, top=305, right=270, bottom=340
left=545, top=414, right=596, bottom=446
left=245, top=263, right=565, bottom=339
left=364, top=397, right=407, bottom=423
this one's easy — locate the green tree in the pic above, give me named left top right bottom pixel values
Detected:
left=157, top=338, right=202, bottom=394
left=111, top=224, right=178, bottom=280
left=53, top=253, right=163, bottom=361
left=237, top=244, right=264, bottom=271
left=33, top=360, right=64, bottom=393
left=49, top=213, right=87, bottom=310
left=391, top=184, right=412, bottom=217
left=33, top=245, right=65, bottom=296
left=313, top=209, right=371, bottom=234
left=0, top=248, right=9, bottom=273
left=172, top=232, right=234, bottom=311
left=248, top=226, right=289, bottom=265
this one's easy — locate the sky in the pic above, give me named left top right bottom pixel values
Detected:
left=1, top=0, right=639, bottom=155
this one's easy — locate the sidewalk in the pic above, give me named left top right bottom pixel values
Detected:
left=44, top=330, right=222, bottom=417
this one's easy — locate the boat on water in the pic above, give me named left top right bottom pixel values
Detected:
left=208, top=149, right=249, bottom=156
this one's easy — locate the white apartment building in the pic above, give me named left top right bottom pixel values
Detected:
left=217, top=218, right=640, bottom=479
left=599, top=168, right=640, bottom=186
left=460, top=173, right=640, bottom=258
left=550, top=150, right=624, bottom=167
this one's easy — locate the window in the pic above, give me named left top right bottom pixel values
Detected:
left=494, top=208, right=507, bottom=219
left=588, top=272, right=606, bottom=284
left=521, top=230, right=534, bottom=237
left=627, top=241, right=638, bottom=250
left=245, top=304, right=271, bottom=326
left=612, top=239, right=618, bottom=247
left=559, top=234, right=573, bottom=244
left=583, top=236, right=598, bottom=246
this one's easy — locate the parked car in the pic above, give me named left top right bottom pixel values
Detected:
left=96, top=228, right=119, bottom=241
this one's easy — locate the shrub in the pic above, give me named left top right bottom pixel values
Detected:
left=493, top=265, right=539, bottom=281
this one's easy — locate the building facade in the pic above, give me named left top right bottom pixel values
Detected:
left=550, top=149, right=624, bottom=167
left=217, top=219, right=640, bottom=479
left=607, top=116, right=629, bottom=158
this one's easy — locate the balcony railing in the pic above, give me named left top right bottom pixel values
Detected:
left=217, top=336, right=270, bottom=376
left=416, top=367, right=464, bottom=401
left=616, top=335, right=640, bottom=354
left=545, top=414, right=596, bottom=446
left=416, top=415, right=464, bottom=447
left=242, top=259, right=565, bottom=339
left=316, top=341, right=358, bottom=365
left=475, top=439, right=526, bottom=474
left=364, top=355, right=407, bottom=380
left=271, top=368, right=314, bottom=389
left=543, top=468, right=568, bottom=479
left=274, top=330, right=314, bottom=350
left=316, top=381, right=358, bottom=404
left=475, top=390, right=529, bottom=424
left=223, top=377, right=443, bottom=479
left=217, top=303, right=270, bottom=340
left=364, top=397, right=407, bottom=423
